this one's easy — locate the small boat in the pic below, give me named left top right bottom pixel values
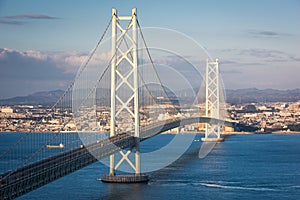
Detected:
left=255, top=131, right=271, bottom=134
left=46, top=143, right=64, bottom=149
left=255, top=128, right=271, bottom=134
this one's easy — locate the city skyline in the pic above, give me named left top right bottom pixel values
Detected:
left=0, top=0, right=300, bottom=99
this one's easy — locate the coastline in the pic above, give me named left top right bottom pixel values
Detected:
left=1, top=131, right=300, bottom=134
left=163, top=131, right=300, bottom=135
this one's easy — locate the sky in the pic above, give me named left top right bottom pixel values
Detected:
left=0, top=0, right=300, bottom=99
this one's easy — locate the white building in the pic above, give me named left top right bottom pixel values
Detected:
left=1, top=107, right=13, bottom=113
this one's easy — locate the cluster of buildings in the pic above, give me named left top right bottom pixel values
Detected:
left=0, top=106, right=75, bottom=132
left=0, top=104, right=211, bottom=133
left=1, top=100, right=300, bottom=133
left=229, top=101, right=300, bottom=132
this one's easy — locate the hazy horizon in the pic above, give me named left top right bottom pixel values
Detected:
left=2, top=86, right=300, bottom=101
left=1, top=0, right=299, bottom=99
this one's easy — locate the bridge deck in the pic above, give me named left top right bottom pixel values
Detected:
left=0, top=117, right=233, bottom=200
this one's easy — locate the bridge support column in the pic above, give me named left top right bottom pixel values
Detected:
left=102, top=8, right=148, bottom=183
left=202, top=59, right=224, bottom=142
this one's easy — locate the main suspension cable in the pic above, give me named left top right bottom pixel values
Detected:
left=0, top=16, right=113, bottom=174
left=137, top=20, right=180, bottom=112
left=20, top=16, right=134, bottom=170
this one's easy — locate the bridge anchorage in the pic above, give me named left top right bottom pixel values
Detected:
left=201, top=59, right=224, bottom=142
left=100, top=8, right=148, bottom=183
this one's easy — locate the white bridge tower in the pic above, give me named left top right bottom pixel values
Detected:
left=202, top=59, right=224, bottom=142
left=102, top=8, right=148, bottom=183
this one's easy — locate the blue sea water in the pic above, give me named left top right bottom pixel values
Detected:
left=1, top=133, right=300, bottom=200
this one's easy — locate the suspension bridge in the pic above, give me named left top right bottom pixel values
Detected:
left=0, top=8, right=235, bottom=199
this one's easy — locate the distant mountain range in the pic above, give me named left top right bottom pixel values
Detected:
left=1, top=88, right=300, bottom=106
left=225, top=88, right=300, bottom=104
left=0, top=90, right=65, bottom=106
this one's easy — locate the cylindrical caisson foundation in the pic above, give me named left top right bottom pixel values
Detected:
left=101, top=174, right=149, bottom=183
left=201, top=137, right=224, bottom=142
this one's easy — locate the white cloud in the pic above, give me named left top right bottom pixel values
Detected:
left=211, top=48, right=300, bottom=90
left=1, top=46, right=300, bottom=99
left=0, top=48, right=112, bottom=98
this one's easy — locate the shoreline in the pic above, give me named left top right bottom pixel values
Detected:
left=163, top=131, right=300, bottom=135
left=1, top=131, right=300, bottom=135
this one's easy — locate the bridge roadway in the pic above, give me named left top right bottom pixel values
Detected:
left=0, top=117, right=233, bottom=200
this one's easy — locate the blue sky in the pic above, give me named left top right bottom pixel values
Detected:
left=0, top=0, right=300, bottom=98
